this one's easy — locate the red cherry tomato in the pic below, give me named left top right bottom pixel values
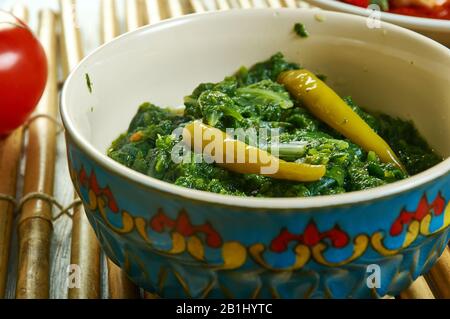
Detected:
left=0, top=10, right=47, bottom=136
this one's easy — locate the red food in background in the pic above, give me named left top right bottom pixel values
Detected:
left=341, top=0, right=450, bottom=19
left=0, top=10, right=47, bottom=136
left=389, top=2, right=450, bottom=19
left=344, top=0, right=370, bottom=7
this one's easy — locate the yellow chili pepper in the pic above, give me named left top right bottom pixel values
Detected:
left=278, top=70, right=404, bottom=170
left=183, top=121, right=326, bottom=182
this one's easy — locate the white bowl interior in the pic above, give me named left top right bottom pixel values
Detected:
left=63, top=9, right=450, bottom=167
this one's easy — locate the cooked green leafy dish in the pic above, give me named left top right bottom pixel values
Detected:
left=108, top=53, right=441, bottom=197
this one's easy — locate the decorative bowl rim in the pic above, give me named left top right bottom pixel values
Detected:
left=61, top=8, right=450, bottom=210
left=304, top=0, right=450, bottom=31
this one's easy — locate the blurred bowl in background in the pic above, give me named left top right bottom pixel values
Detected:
left=305, top=0, right=450, bottom=46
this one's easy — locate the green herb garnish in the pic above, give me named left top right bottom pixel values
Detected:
left=85, top=73, right=93, bottom=94
left=294, top=23, right=309, bottom=38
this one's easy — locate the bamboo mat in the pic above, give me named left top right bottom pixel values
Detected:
left=0, top=0, right=449, bottom=299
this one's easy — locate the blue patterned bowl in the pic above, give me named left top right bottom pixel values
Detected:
left=61, top=9, right=450, bottom=298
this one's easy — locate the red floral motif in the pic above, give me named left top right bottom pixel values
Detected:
left=150, top=209, right=222, bottom=248
left=270, top=221, right=349, bottom=253
left=79, top=166, right=119, bottom=213
left=390, top=193, right=446, bottom=236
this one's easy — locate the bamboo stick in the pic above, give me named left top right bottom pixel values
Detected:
left=298, top=1, right=312, bottom=8
left=126, top=0, right=146, bottom=30
left=11, top=3, right=29, bottom=21
left=146, top=0, right=163, bottom=24
left=190, top=0, right=206, bottom=12
left=140, top=0, right=149, bottom=25
left=60, top=0, right=83, bottom=67
left=217, top=0, right=230, bottom=10
left=284, top=0, right=297, bottom=8
left=426, top=247, right=450, bottom=298
left=100, top=0, right=120, bottom=44
left=239, top=0, right=252, bottom=8
left=107, top=262, right=139, bottom=298
left=0, top=4, right=29, bottom=299
left=60, top=0, right=101, bottom=299
left=252, top=0, right=267, bottom=8
left=125, top=0, right=146, bottom=31
left=0, top=129, right=22, bottom=299
left=144, top=291, right=160, bottom=299
left=169, top=0, right=184, bottom=17
left=228, top=0, right=240, bottom=8
left=59, top=19, right=70, bottom=81
left=400, top=276, right=435, bottom=299
left=68, top=206, right=101, bottom=298
left=268, top=0, right=282, bottom=7
left=99, top=0, right=140, bottom=299
left=15, top=9, right=57, bottom=299
left=157, top=0, right=184, bottom=18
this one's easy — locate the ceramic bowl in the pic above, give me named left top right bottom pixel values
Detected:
left=61, top=8, right=450, bottom=298
left=305, top=0, right=450, bottom=47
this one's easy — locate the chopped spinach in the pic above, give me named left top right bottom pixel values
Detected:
left=108, top=54, right=442, bottom=197
left=294, top=23, right=309, bottom=38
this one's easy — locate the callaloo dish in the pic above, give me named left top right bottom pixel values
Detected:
left=108, top=53, right=442, bottom=198
left=62, top=9, right=450, bottom=299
